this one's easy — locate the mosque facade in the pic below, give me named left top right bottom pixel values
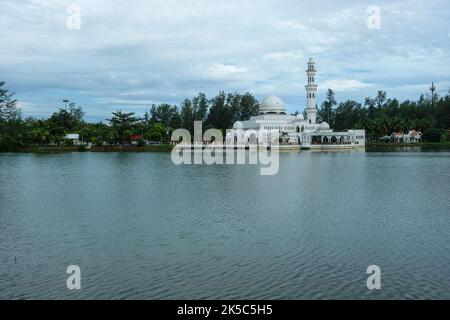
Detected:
left=227, top=58, right=366, bottom=149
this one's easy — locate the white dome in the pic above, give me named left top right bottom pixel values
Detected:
left=319, top=122, right=330, bottom=130
left=297, top=114, right=304, bottom=120
left=233, top=121, right=243, bottom=130
left=260, top=95, right=286, bottom=114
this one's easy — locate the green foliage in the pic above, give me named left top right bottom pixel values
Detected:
left=85, top=123, right=112, bottom=146
left=77, top=145, right=87, bottom=152
left=192, top=93, right=209, bottom=122
left=323, top=90, right=450, bottom=140
left=64, top=139, right=74, bottom=147
left=149, top=103, right=180, bottom=129
left=204, top=92, right=259, bottom=133
left=107, top=111, right=141, bottom=145
left=239, top=93, right=260, bottom=121
left=145, top=123, right=166, bottom=142
left=206, top=91, right=228, bottom=132
left=0, top=82, right=23, bottom=151
left=318, top=89, right=336, bottom=126
left=1, top=79, right=450, bottom=151
left=334, top=100, right=364, bottom=131
left=180, top=98, right=194, bottom=134
left=47, top=102, right=85, bottom=138
left=0, top=81, right=20, bottom=122
left=422, top=128, right=445, bottom=142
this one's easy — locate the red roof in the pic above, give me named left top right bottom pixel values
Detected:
left=129, top=134, right=144, bottom=141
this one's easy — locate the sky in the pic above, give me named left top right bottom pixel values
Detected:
left=0, top=0, right=449, bottom=121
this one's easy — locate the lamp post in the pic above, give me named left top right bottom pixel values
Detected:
left=430, top=82, right=436, bottom=108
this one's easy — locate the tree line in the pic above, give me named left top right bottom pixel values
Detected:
left=0, top=82, right=260, bottom=151
left=317, top=89, right=450, bottom=142
left=1, top=80, right=449, bottom=151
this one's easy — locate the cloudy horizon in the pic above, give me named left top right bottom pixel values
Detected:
left=1, top=0, right=449, bottom=121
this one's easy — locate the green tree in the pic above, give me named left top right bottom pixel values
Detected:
left=375, top=90, right=387, bottom=109
left=239, top=93, right=260, bottom=120
left=0, top=82, right=24, bottom=151
left=145, top=123, right=167, bottom=143
left=149, top=103, right=180, bottom=129
left=86, top=122, right=113, bottom=146
left=227, top=92, right=241, bottom=124
left=107, top=111, right=140, bottom=145
left=423, top=128, right=444, bottom=142
left=68, top=102, right=85, bottom=124
left=180, top=98, right=194, bottom=134
left=334, top=100, right=364, bottom=131
left=318, top=89, right=336, bottom=125
left=193, top=93, right=209, bottom=123
left=0, top=81, right=20, bottom=122
left=29, top=125, right=51, bottom=146
left=48, top=109, right=77, bottom=138
left=206, top=91, right=229, bottom=132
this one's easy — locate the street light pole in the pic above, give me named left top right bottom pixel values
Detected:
left=430, top=82, right=436, bottom=108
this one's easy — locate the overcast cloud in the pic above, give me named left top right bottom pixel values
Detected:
left=1, top=0, right=449, bottom=121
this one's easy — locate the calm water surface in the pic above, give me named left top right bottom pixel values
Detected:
left=0, top=151, right=449, bottom=299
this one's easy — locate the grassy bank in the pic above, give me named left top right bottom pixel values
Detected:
left=366, top=141, right=450, bottom=151
left=15, top=146, right=82, bottom=153
left=7, top=145, right=174, bottom=153
left=90, top=145, right=174, bottom=153
left=5, top=143, right=450, bottom=154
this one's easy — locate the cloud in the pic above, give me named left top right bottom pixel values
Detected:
left=263, top=51, right=304, bottom=61
left=321, top=80, right=372, bottom=92
left=197, top=64, right=248, bottom=80
left=0, top=0, right=449, bottom=120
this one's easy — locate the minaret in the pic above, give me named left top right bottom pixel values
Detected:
left=305, top=57, right=318, bottom=124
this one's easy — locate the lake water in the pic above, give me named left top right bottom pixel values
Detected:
left=0, top=150, right=449, bottom=299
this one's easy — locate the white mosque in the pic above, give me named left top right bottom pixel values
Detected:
left=227, top=58, right=366, bottom=149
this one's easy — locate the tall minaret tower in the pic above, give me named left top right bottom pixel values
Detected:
left=305, top=57, right=318, bottom=124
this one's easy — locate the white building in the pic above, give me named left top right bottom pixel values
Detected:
left=392, top=130, right=422, bottom=143
left=227, top=58, right=365, bottom=149
left=64, top=133, right=82, bottom=145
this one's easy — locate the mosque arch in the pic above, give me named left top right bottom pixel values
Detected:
left=248, top=133, right=258, bottom=145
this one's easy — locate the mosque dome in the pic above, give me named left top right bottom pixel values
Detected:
left=319, top=122, right=330, bottom=130
left=260, top=95, right=286, bottom=115
left=233, top=121, right=243, bottom=130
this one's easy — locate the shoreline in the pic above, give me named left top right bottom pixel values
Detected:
left=2, top=145, right=175, bottom=154
left=366, top=142, right=450, bottom=150
left=1, top=142, right=450, bottom=154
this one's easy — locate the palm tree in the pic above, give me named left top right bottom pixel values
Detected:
left=280, top=132, right=289, bottom=144
left=107, top=111, right=140, bottom=146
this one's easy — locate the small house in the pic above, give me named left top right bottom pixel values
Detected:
left=64, top=133, right=82, bottom=145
